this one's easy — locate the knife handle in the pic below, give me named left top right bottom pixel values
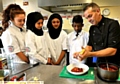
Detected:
left=16, top=73, right=25, bottom=81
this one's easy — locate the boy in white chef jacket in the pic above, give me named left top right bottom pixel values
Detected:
left=1, top=4, right=29, bottom=63
left=67, top=15, right=89, bottom=64
left=25, top=12, right=51, bottom=64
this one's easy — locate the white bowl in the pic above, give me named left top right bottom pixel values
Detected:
left=66, top=63, right=89, bottom=75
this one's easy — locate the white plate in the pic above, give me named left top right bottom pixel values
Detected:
left=66, top=63, right=89, bottom=75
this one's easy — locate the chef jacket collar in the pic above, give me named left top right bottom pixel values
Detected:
left=96, top=15, right=105, bottom=27
left=10, top=22, right=25, bottom=32
left=74, top=30, right=83, bottom=37
left=72, top=30, right=84, bottom=40
left=19, top=28, right=23, bottom=32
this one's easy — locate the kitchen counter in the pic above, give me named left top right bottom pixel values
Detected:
left=9, top=63, right=120, bottom=84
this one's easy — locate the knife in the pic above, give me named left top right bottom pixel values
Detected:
left=16, top=73, right=26, bottom=81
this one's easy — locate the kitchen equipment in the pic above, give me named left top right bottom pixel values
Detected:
left=10, top=73, right=26, bottom=81
left=97, top=62, right=119, bottom=81
left=105, top=58, right=109, bottom=71
left=38, top=0, right=91, bottom=13
left=66, top=63, right=89, bottom=75
left=0, top=69, right=10, bottom=81
left=16, top=73, right=26, bottom=81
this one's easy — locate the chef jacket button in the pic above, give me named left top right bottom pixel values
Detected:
left=93, top=30, right=96, bottom=32
left=93, top=34, right=95, bottom=36
left=94, top=48, right=96, bottom=50
left=94, top=43, right=96, bottom=45
left=113, top=41, right=116, bottom=43
left=101, top=43, right=103, bottom=46
left=102, top=23, right=104, bottom=25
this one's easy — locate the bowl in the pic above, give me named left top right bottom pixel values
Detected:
left=66, top=63, right=89, bottom=75
left=97, top=62, right=119, bottom=81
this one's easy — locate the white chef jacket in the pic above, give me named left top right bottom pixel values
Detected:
left=1, top=22, right=27, bottom=63
left=67, top=30, right=89, bottom=64
left=25, top=30, right=50, bottom=64
left=45, top=30, right=67, bottom=66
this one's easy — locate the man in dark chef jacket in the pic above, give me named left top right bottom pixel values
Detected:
left=74, top=2, right=120, bottom=66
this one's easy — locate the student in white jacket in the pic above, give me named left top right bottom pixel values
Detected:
left=25, top=12, right=51, bottom=64
left=67, top=15, right=89, bottom=64
left=46, top=13, right=67, bottom=65
left=1, top=4, right=29, bottom=63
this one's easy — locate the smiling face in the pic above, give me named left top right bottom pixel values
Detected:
left=35, top=19, right=44, bottom=30
left=51, top=18, right=60, bottom=29
left=83, top=7, right=102, bottom=25
left=11, top=14, right=25, bottom=28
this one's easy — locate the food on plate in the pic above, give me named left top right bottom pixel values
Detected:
left=71, top=67, right=83, bottom=72
left=100, top=64, right=118, bottom=71
left=79, top=49, right=85, bottom=55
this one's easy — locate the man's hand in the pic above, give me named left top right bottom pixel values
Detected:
left=73, top=47, right=86, bottom=61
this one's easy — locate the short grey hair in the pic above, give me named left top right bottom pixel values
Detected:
left=83, top=3, right=100, bottom=12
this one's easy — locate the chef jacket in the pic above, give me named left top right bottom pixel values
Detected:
left=45, top=30, right=67, bottom=66
left=88, top=16, right=120, bottom=66
left=67, top=30, right=89, bottom=64
left=1, top=22, right=27, bottom=63
left=25, top=30, right=50, bottom=64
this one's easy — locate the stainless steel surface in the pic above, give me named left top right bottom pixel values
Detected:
left=11, top=63, right=32, bottom=75
left=13, top=64, right=94, bottom=84
left=105, top=58, right=109, bottom=71
left=97, top=62, right=119, bottom=81
left=38, top=0, right=120, bottom=13
left=12, top=64, right=120, bottom=84
left=94, top=67, right=120, bottom=84
left=38, top=0, right=92, bottom=13
left=95, top=74, right=120, bottom=84
left=106, top=62, right=109, bottom=71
